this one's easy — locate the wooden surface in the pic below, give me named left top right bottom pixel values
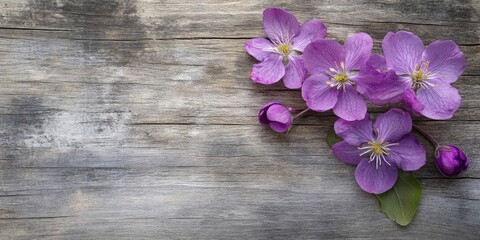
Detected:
left=0, top=0, right=479, bottom=239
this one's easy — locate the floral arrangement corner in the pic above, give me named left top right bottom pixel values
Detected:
left=245, top=7, right=469, bottom=226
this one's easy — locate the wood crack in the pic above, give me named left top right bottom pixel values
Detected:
left=0, top=216, right=73, bottom=220
left=0, top=26, right=73, bottom=32
left=418, top=176, right=480, bottom=180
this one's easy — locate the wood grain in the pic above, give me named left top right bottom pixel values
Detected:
left=0, top=0, right=479, bottom=239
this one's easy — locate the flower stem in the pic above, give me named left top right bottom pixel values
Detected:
left=412, top=124, right=439, bottom=148
left=293, top=108, right=310, bottom=120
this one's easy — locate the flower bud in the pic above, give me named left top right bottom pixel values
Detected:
left=435, top=145, right=469, bottom=176
left=258, top=102, right=292, bottom=133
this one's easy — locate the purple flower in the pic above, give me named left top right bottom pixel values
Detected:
left=332, top=109, right=426, bottom=194
left=258, top=102, right=292, bottom=133
left=301, top=33, right=373, bottom=121
left=435, top=145, right=469, bottom=176
left=364, top=31, right=466, bottom=120
left=245, top=8, right=327, bottom=89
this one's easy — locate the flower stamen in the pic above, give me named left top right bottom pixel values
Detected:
left=277, top=44, right=291, bottom=56
left=325, top=62, right=355, bottom=92
left=411, top=61, right=436, bottom=91
left=358, top=141, right=399, bottom=169
left=333, top=73, right=349, bottom=83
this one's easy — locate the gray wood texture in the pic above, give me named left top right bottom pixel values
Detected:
left=0, top=0, right=479, bottom=239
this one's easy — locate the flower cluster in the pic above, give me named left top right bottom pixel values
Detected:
left=245, top=8, right=469, bottom=196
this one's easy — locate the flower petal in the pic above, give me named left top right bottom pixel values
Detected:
left=292, top=20, right=327, bottom=52
left=263, top=8, right=300, bottom=42
left=422, top=40, right=467, bottom=83
left=373, top=108, right=412, bottom=143
left=355, top=69, right=406, bottom=105
left=344, top=32, right=373, bottom=71
left=269, top=121, right=290, bottom=133
left=416, top=83, right=461, bottom=120
left=266, top=104, right=292, bottom=132
left=258, top=102, right=279, bottom=125
left=334, top=114, right=373, bottom=146
left=382, top=31, right=424, bottom=75
left=266, top=104, right=291, bottom=124
left=367, top=54, right=387, bottom=71
left=283, top=55, right=306, bottom=89
left=303, top=40, right=346, bottom=75
left=389, top=134, right=426, bottom=171
left=333, top=86, right=367, bottom=121
left=402, top=87, right=424, bottom=115
left=355, top=158, right=398, bottom=194
left=301, top=74, right=339, bottom=112
left=332, top=141, right=363, bottom=165
left=353, top=67, right=382, bottom=98
left=244, top=38, right=276, bottom=61
left=250, top=56, right=285, bottom=85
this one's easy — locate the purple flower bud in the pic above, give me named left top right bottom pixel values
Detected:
left=435, top=145, right=469, bottom=176
left=258, top=102, right=292, bottom=133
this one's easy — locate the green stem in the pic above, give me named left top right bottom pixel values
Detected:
left=293, top=108, right=310, bottom=120
left=412, top=124, right=439, bottom=148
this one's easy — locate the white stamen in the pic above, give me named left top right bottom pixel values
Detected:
left=359, top=149, right=372, bottom=156
left=381, top=154, right=391, bottom=166
left=358, top=140, right=398, bottom=170
left=410, top=60, right=437, bottom=91
left=383, top=143, right=399, bottom=148
left=358, top=146, right=372, bottom=150
left=270, top=32, right=294, bottom=57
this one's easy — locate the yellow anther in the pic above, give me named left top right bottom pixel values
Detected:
left=371, top=143, right=383, bottom=155
left=333, top=73, right=349, bottom=83
left=412, top=70, right=426, bottom=82
left=277, top=44, right=290, bottom=56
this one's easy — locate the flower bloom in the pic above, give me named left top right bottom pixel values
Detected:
left=258, top=102, right=292, bottom=133
left=301, top=33, right=373, bottom=121
left=332, top=109, right=426, bottom=194
left=365, top=31, right=466, bottom=119
left=435, top=145, right=469, bottom=176
left=245, top=8, right=327, bottom=89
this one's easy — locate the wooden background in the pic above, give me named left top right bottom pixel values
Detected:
left=0, top=0, right=479, bottom=239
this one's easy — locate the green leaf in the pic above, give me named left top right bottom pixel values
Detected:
left=376, top=171, right=422, bottom=226
left=337, top=39, right=345, bottom=45
left=326, top=128, right=342, bottom=147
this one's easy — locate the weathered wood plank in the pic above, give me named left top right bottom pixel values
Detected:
left=0, top=0, right=479, bottom=43
left=1, top=178, right=479, bottom=239
left=0, top=37, right=479, bottom=122
left=1, top=121, right=479, bottom=238
left=0, top=0, right=479, bottom=239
